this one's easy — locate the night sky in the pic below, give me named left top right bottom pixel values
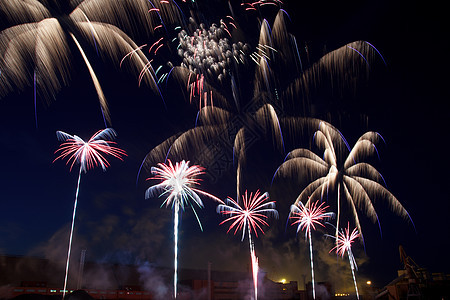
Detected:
left=0, top=0, right=448, bottom=294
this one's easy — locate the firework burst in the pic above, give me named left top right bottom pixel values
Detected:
left=145, top=160, right=222, bottom=299
left=329, top=223, right=361, bottom=299
left=290, top=200, right=334, bottom=299
left=274, top=122, right=413, bottom=244
left=53, top=128, right=126, bottom=297
left=217, top=190, right=278, bottom=300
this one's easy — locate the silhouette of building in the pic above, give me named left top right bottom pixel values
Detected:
left=375, top=246, right=450, bottom=300
left=0, top=255, right=303, bottom=299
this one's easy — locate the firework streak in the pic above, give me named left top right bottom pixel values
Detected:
left=330, top=223, right=361, bottom=300
left=290, top=200, right=333, bottom=299
left=54, top=128, right=126, bottom=297
left=146, top=160, right=222, bottom=298
left=217, top=190, right=278, bottom=300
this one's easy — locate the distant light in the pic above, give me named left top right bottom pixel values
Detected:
left=366, top=280, right=372, bottom=285
left=280, top=279, right=286, bottom=284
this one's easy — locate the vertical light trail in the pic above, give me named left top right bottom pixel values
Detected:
left=54, top=128, right=126, bottom=297
left=63, top=166, right=82, bottom=298
left=33, top=71, right=38, bottom=129
left=217, top=190, right=277, bottom=299
left=308, top=229, right=315, bottom=299
left=174, top=203, right=179, bottom=298
left=290, top=201, right=333, bottom=300
left=348, top=250, right=359, bottom=299
left=335, top=183, right=341, bottom=247
left=329, top=223, right=361, bottom=300
left=146, top=161, right=222, bottom=299
left=247, top=224, right=258, bottom=300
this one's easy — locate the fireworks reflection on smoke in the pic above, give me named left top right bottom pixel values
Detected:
left=329, top=223, right=361, bottom=300
left=0, top=0, right=162, bottom=125
left=145, top=160, right=222, bottom=299
left=53, top=128, right=126, bottom=297
left=290, top=200, right=333, bottom=299
left=217, top=190, right=278, bottom=300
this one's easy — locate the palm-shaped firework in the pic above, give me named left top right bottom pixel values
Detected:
left=142, top=4, right=385, bottom=199
left=217, top=190, right=278, bottom=300
left=290, top=200, right=334, bottom=300
left=54, top=128, right=126, bottom=296
left=145, top=160, right=221, bottom=299
left=275, top=122, right=413, bottom=243
left=329, top=223, right=361, bottom=300
left=0, top=0, right=160, bottom=126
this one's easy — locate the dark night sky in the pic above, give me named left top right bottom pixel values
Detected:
left=0, top=0, right=449, bottom=294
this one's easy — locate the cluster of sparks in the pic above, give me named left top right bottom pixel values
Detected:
left=53, top=128, right=126, bottom=297
left=178, top=19, right=245, bottom=78
left=177, top=19, right=250, bottom=110
left=217, top=190, right=278, bottom=300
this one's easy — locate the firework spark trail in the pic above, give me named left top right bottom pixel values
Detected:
left=145, top=160, right=222, bottom=299
left=290, top=200, right=334, bottom=299
left=329, top=223, right=361, bottom=299
left=217, top=190, right=278, bottom=300
left=64, top=166, right=82, bottom=297
left=0, top=0, right=163, bottom=125
left=53, top=128, right=126, bottom=297
left=248, top=224, right=259, bottom=300
left=173, top=203, right=179, bottom=298
left=33, top=71, right=37, bottom=128
left=69, top=32, right=108, bottom=127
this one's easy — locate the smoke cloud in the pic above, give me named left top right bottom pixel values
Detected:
left=137, top=263, right=170, bottom=300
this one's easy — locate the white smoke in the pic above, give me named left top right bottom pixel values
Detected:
left=137, top=262, right=170, bottom=300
